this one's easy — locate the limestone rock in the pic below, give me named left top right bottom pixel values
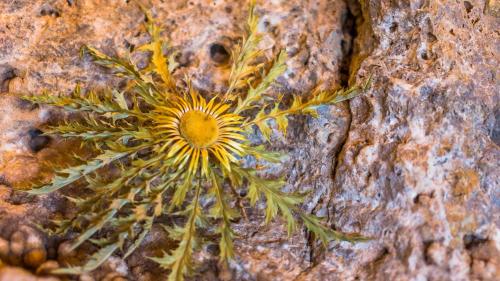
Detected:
left=0, top=0, right=498, bottom=280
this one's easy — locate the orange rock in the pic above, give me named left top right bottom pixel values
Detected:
left=0, top=266, right=60, bottom=281
left=35, top=260, right=59, bottom=275
left=23, top=248, right=47, bottom=268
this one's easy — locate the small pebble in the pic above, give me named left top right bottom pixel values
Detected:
left=104, top=256, right=128, bottom=276
left=102, top=272, right=127, bottom=281
left=23, top=248, right=47, bottom=268
left=24, top=233, right=44, bottom=250
left=36, top=260, right=59, bottom=275
left=9, top=231, right=25, bottom=257
left=0, top=266, right=60, bottom=281
left=0, top=238, right=9, bottom=261
left=57, top=241, right=74, bottom=258
left=79, top=274, right=95, bottom=281
left=57, top=241, right=84, bottom=267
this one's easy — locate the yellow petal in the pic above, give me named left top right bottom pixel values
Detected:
left=167, top=140, right=188, bottom=159
left=201, top=149, right=209, bottom=177
left=187, top=148, right=200, bottom=176
left=211, top=147, right=231, bottom=172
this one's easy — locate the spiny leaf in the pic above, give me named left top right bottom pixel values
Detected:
left=300, top=213, right=371, bottom=245
left=208, top=170, right=237, bottom=261
left=245, top=144, right=287, bottom=163
left=134, top=0, right=177, bottom=90
left=23, top=86, right=149, bottom=120
left=153, top=185, right=202, bottom=281
left=27, top=149, right=130, bottom=195
left=224, top=0, right=264, bottom=100
left=255, top=107, right=272, bottom=141
left=170, top=174, right=193, bottom=208
left=53, top=242, right=121, bottom=275
left=113, top=90, right=129, bottom=110
left=245, top=81, right=369, bottom=136
left=234, top=50, right=288, bottom=113
left=124, top=218, right=154, bottom=259
left=70, top=202, right=123, bottom=251
left=81, top=45, right=150, bottom=84
left=234, top=166, right=303, bottom=235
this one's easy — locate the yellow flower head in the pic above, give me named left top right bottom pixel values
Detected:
left=155, top=91, right=245, bottom=176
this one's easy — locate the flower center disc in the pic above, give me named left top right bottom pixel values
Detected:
left=179, top=110, right=219, bottom=148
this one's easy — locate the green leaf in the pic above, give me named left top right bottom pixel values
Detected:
left=255, top=108, right=272, bottom=141
left=124, top=218, right=154, bottom=259
left=234, top=50, right=288, bottom=113
left=223, top=1, right=264, bottom=100
left=299, top=213, right=371, bottom=245
left=136, top=9, right=176, bottom=90
left=27, top=149, right=129, bottom=195
left=153, top=184, right=202, bottom=281
left=113, top=90, right=129, bottom=110
left=170, top=174, right=192, bottom=208
left=235, top=167, right=302, bottom=234
left=80, top=45, right=147, bottom=83
left=53, top=243, right=120, bottom=275
left=69, top=206, right=121, bottom=251
left=245, top=145, right=286, bottom=163
left=208, top=170, right=236, bottom=261
left=23, top=3, right=370, bottom=281
left=243, top=78, right=371, bottom=133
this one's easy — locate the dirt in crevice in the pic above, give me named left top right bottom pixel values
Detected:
left=303, top=0, right=367, bottom=267
left=329, top=0, right=366, bottom=208
left=330, top=0, right=364, bottom=193
left=332, top=0, right=367, bottom=179
left=338, top=0, right=361, bottom=87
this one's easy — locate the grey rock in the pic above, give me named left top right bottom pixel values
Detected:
left=0, top=0, right=498, bottom=280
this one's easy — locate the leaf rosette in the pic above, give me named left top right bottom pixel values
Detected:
left=23, top=2, right=370, bottom=280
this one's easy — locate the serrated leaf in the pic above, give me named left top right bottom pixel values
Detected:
left=153, top=185, right=202, bottom=281
left=113, top=90, right=129, bottom=110
left=124, top=218, right=153, bottom=259
left=234, top=50, right=287, bottom=113
left=27, top=150, right=129, bottom=195
left=137, top=11, right=175, bottom=90
left=208, top=170, right=236, bottom=261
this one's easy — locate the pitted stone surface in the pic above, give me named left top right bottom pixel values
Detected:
left=0, top=0, right=498, bottom=280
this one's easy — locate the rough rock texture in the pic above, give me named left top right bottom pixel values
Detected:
left=0, top=0, right=499, bottom=281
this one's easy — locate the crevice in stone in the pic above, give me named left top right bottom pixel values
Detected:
left=339, top=0, right=359, bottom=88
left=328, top=0, right=365, bottom=217
left=303, top=0, right=366, bottom=267
left=331, top=0, right=364, bottom=194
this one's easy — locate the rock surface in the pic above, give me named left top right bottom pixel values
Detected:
left=0, top=0, right=498, bottom=281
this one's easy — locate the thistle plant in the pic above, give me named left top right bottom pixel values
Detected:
left=24, top=2, right=369, bottom=281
